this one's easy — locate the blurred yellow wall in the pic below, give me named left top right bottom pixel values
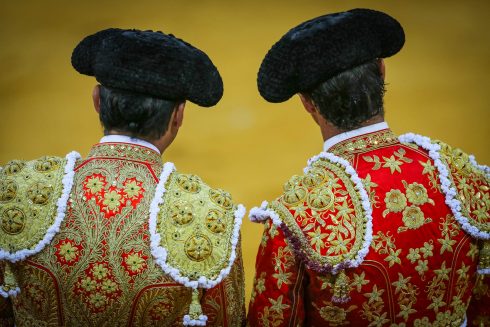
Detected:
left=1, top=0, right=489, bottom=313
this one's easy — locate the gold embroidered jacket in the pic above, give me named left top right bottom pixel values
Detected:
left=248, top=129, right=489, bottom=326
left=0, top=142, right=245, bottom=326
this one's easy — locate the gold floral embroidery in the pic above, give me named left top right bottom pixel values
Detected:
left=437, top=215, right=459, bottom=254
left=362, top=174, right=380, bottom=208
left=80, top=277, right=96, bottom=292
left=426, top=261, right=451, bottom=313
left=257, top=295, right=290, bottom=327
left=123, top=180, right=141, bottom=198
left=383, top=181, right=435, bottom=233
left=86, top=176, right=104, bottom=194
left=404, top=182, right=434, bottom=206
left=271, top=246, right=295, bottom=289
left=58, top=241, right=79, bottom=262
left=371, top=231, right=402, bottom=267
left=351, top=271, right=370, bottom=292
left=406, top=241, right=434, bottom=280
left=312, top=301, right=357, bottom=325
left=419, top=159, right=440, bottom=192
left=92, top=264, right=109, bottom=280
left=392, top=273, right=419, bottom=321
left=363, top=148, right=413, bottom=174
left=400, top=206, right=431, bottom=232
left=361, top=284, right=389, bottom=326
left=383, top=189, right=407, bottom=216
left=102, top=190, right=122, bottom=211
left=125, top=253, right=146, bottom=272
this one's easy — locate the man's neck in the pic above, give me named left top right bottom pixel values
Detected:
left=320, top=115, right=385, bottom=141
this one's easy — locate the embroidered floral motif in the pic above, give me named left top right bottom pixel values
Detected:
left=404, top=182, right=433, bottom=206
left=103, top=191, right=122, bottom=212
left=383, top=189, right=407, bottom=215
left=86, top=176, right=104, bottom=194
left=312, top=301, right=357, bottom=325
left=54, top=238, right=82, bottom=266
left=363, top=148, right=413, bottom=174
left=382, top=180, right=434, bottom=233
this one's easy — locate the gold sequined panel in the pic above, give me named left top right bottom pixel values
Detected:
left=271, top=158, right=367, bottom=268
left=158, top=172, right=238, bottom=281
left=0, top=156, right=66, bottom=253
left=436, top=141, right=490, bottom=233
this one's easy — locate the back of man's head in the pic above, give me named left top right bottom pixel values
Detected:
left=307, top=60, right=385, bottom=131
left=99, top=86, right=178, bottom=140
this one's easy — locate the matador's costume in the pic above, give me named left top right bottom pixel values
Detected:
left=0, top=29, right=245, bottom=326
left=247, top=9, right=490, bottom=326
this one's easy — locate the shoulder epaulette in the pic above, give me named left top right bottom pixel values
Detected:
left=0, top=152, right=81, bottom=297
left=250, top=152, right=373, bottom=282
left=149, top=162, right=245, bottom=326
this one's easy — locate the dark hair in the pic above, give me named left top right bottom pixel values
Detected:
left=99, top=86, right=178, bottom=140
left=307, top=60, right=385, bottom=131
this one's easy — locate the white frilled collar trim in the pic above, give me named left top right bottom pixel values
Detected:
left=100, top=135, right=160, bottom=154
left=323, top=122, right=389, bottom=152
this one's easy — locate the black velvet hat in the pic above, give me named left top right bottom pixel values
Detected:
left=72, top=28, right=223, bottom=107
left=258, top=8, right=405, bottom=103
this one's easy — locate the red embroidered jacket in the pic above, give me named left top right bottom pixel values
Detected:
left=0, top=142, right=245, bottom=326
left=248, top=129, right=489, bottom=326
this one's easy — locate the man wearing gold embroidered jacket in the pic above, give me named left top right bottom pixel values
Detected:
left=247, top=9, right=490, bottom=326
left=0, top=29, right=246, bottom=326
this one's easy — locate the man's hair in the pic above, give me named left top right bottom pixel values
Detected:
left=307, top=60, right=385, bottom=131
left=99, top=86, right=178, bottom=140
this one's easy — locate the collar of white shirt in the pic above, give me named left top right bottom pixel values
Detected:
left=99, top=135, right=161, bottom=154
left=322, top=122, right=390, bottom=152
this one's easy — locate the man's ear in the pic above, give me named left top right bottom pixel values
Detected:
left=92, top=85, right=101, bottom=114
left=172, top=101, right=186, bottom=129
left=379, top=59, right=386, bottom=81
left=298, top=93, right=317, bottom=115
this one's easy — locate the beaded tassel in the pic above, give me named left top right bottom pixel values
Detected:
left=479, top=241, right=490, bottom=271
left=1, top=262, right=19, bottom=296
left=188, top=288, right=204, bottom=319
left=332, top=270, right=351, bottom=303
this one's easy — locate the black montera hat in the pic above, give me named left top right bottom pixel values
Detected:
left=71, top=28, right=223, bottom=107
left=258, top=8, right=405, bottom=103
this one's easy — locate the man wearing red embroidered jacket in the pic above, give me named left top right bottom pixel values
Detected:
left=247, top=9, right=490, bottom=326
left=0, top=29, right=245, bottom=326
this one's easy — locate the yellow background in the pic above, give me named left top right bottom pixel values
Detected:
left=1, top=0, right=489, bottom=312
